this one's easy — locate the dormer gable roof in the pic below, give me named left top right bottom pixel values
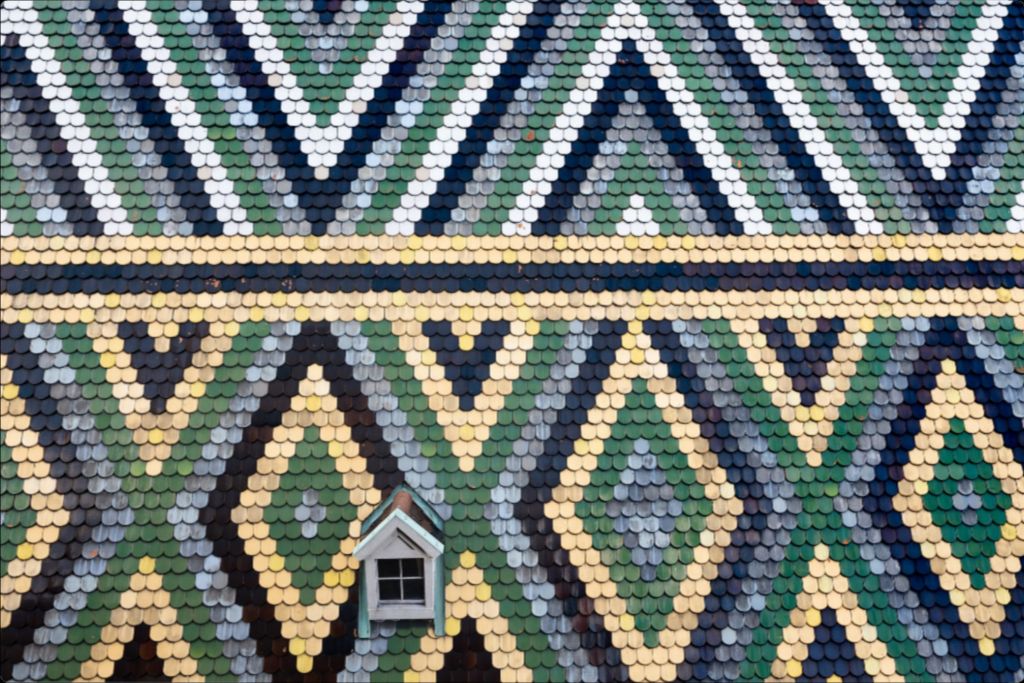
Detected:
left=354, top=486, right=444, bottom=561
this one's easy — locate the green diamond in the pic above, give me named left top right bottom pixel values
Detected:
left=922, top=419, right=1013, bottom=589
left=265, top=427, right=360, bottom=602
left=577, top=379, right=714, bottom=646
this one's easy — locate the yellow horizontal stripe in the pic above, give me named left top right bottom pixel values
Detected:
left=3, top=232, right=1023, bottom=267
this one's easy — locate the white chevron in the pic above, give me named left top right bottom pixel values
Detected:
left=1, top=3, right=134, bottom=236
left=500, top=1, right=773, bottom=236
left=820, top=0, right=1011, bottom=181
left=119, top=1, right=255, bottom=236
left=382, top=0, right=539, bottom=235
left=720, top=1, right=885, bottom=234
left=0, top=207, right=14, bottom=238
left=1008, top=189, right=1024, bottom=233
left=616, top=195, right=660, bottom=236
left=230, top=0, right=425, bottom=172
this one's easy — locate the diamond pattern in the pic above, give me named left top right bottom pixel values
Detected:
left=3, top=0, right=1024, bottom=680
left=232, top=365, right=382, bottom=672
left=922, top=421, right=1013, bottom=588
left=545, top=326, right=743, bottom=680
left=606, top=440, right=686, bottom=577
left=891, top=359, right=1024, bottom=653
left=1, top=297, right=1024, bottom=681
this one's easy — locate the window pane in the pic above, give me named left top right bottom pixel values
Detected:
left=378, top=559, right=402, bottom=579
left=403, top=576, right=425, bottom=601
left=379, top=579, right=402, bottom=601
left=376, top=559, right=426, bottom=605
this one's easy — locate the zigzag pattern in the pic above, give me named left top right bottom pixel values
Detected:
left=2, top=0, right=1023, bottom=238
left=3, top=291, right=1024, bottom=681
left=3, top=1, right=1024, bottom=681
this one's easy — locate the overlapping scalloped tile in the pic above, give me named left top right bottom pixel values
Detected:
left=3, top=1, right=1024, bottom=681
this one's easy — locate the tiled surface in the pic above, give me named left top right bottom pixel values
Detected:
left=2, top=0, right=1024, bottom=682
left=4, top=291, right=1024, bottom=682
left=2, top=0, right=1024, bottom=242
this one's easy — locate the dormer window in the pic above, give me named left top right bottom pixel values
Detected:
left=354, top=486, right=445, bottom=637
left=361, top=528, right=436, bottom=622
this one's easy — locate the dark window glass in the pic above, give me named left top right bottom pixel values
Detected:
left=377, top=558, right=426, bottom=604
left=404, top=576, right=425, bottom=601
left=378, top=559, right=403, bottom=579
left=379, top=579, right=402, bottom=601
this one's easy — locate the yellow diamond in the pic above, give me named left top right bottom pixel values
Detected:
left=544, top=331, right=742, bottom=682
left=231, top=366, right=382, bottom=672
left=1, top=356, right=70, bottom=629
left=893, top=360, right=1024, bottom=645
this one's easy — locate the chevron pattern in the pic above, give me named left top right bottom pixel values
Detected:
left=3, top=0, right=1024, bottom=681
left=2, top=0, right=1023, bottom=239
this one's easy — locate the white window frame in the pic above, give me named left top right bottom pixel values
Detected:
left=354, top=509, right=444, bottom=626
left=364, top=534, right=434, bottom=621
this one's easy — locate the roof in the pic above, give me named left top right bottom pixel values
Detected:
left=2, top=0, right=1024, bottom=681
left=358, top=485, right=444, bottom=544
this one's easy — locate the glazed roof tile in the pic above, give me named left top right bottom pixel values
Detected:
left=2, top=0, right=1024, bottom=681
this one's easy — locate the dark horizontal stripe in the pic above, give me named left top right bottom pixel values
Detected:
left=2, top=259, right=1021, bottom=295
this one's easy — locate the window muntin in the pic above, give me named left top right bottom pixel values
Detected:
left=377, top=558, right=425, bottom=603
